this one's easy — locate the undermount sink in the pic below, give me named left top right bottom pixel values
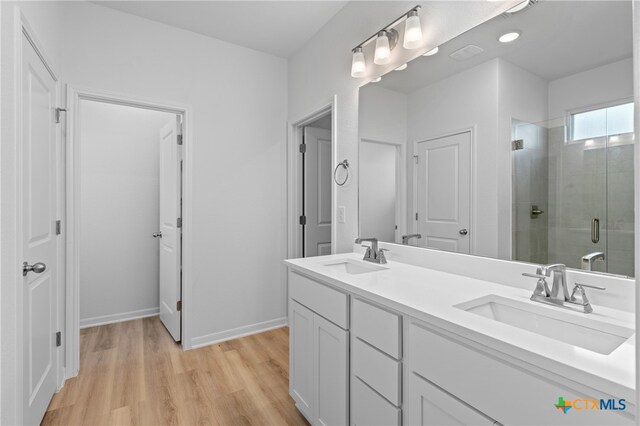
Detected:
left=455, top=295, right=633, bottom=355
left=323, top=259, right=388, bottom=275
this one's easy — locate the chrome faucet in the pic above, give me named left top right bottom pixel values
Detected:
left=355, top=237, right=387, bottom=264
left=540, top=264, right=569, bottom=302
left=581, top=252, right=605, bottom=271
left=522, top=263, right=605, bottom=313
left=402, top=234, right=422, bottom=245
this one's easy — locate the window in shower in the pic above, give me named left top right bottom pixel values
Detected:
left=568, top=101, right=634, bottom=142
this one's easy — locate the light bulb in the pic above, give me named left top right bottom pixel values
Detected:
left=371, top=76, right=381, bottom=83
left=350, top=47, right=366, bottom=78
left=498, top=31, right=520, bottom=43
left=403, top=10, right=422, bottom=49
left=395, top=64, right=407, bottom=71
left=423, top=46, right=439, bottom=57
left=506, top=0, right=529, bottom=13
left=374, top=31, right=391, bottom=65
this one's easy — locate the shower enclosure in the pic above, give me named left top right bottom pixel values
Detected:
left=512, top=101, right=635, bottom=277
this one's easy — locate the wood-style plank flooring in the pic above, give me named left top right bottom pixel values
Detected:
left=42, top=317, right=308, bottom=425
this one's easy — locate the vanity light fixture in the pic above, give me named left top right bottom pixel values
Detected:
left=498, top=31, right=521, bottom=43
left=349, top=5, right=422, bottom=77
left=351, top=47, right=366, bottom=78
left=395, top=63, right=408, bottom=71
left=403, top=9, right=423, bottom=49
left=423, top=46, right=439, bottom=56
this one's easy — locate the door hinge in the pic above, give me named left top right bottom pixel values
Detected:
left=55, top=331, right=62, bottom=347
left=299, top=215, right=306, bottom=226
left=299, top=143, right=306, bottom=153
left=55, top=108, right=67, bottom=124
left=415, top=212, right=419, bottom=221
left=177, top=217, right=182, bottom=228
left=512, top=139, right=524, bottom=150
left=413, top=155, right=419, bottom=164
left=177, top=134, right=183, bottom=145
left=177, top=301, right=182, bottom=311
left=55, top=220, right=61, bottom=235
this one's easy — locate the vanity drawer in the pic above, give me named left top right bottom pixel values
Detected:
left=352, top=298, right=401, bottom=359
left=289, top=270, right=349, bottom=329
left=408, top=322, right=635, bottom=425
left=351, top=376, right=401, bottom=426
left=353, top=338, right=401, bottom=406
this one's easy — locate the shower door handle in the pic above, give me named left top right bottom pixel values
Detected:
left=591, top=218, right=599, bottom=244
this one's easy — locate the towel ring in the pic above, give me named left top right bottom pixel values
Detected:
left=333, top=160, right=350, bottom=186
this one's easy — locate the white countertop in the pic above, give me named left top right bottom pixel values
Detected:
left=284, top=252, right=635, bottom=402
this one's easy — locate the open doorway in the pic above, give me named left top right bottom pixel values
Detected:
left=301, top=113, right=332, bottom=257
left=66, top=89, right=189, bottom=377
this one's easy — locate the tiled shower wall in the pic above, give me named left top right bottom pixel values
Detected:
left=547, top=127, right=634, bottom=276
left=512, top=120, right=549, bottom=265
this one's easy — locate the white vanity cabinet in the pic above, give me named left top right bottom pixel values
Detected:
left=405, top=321, right=635, bottom=426
left=288, top=271, right=349, bottom=425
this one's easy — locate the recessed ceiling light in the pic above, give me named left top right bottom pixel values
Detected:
left=371, top=76, right=382, bottom=83
left=498, top=31, right=521, bottom=43
left=506, top=0, right=529, bottom=13
left=395, top=64, right=408, bottom=71
left=423, top=46, right=439, bottom=57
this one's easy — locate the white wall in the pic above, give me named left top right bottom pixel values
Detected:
left=359, top=85, right=407, bottom=144
left=496, top=59, right=549, bottom=259
left=288, top=0, right=520, bottom=253
left=59, top=2, right=288, bottom=346
left=548, top=57, right=634, bottom=119
left=1, top=2, right=66, bottom=423
left=408, top=59, right=500, bottom=257
left=79, top=101, right=173, bottom=327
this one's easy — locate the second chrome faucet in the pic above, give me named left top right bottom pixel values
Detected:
left=522, top=263, right=605, bottom=313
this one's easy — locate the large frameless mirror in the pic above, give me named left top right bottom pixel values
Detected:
left=358, top=0, right=635, bottom=277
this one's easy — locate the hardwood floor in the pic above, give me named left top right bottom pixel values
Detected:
left=42, top=317, right=309, bottom=425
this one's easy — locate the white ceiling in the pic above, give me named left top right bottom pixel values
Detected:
left=92, top=1, right=349, bottom=58
left=377, top=1, right=633, bottom=93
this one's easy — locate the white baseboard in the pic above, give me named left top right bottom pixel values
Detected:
left=191, top=317, right=288, bottom=349
left=80, top=307, right=159, bottom=328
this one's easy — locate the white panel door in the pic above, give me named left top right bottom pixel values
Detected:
left=304, top=127, right=332, bottom=257
left=314, top=314, right=349, bottom=426
left=416, top=132, right=471, bottom=254
left=21, top=35, right=58, bottom=426
left=158, top=118, right=182, bottom=341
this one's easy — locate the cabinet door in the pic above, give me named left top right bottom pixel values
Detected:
left=315, top=314, right=349, bottom=426
left=407, top=372, right=494, bottom=426
left=289, top=300, right=315, bottom=420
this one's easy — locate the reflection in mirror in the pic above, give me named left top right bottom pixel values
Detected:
left=358, top=0, right=634, bottom=276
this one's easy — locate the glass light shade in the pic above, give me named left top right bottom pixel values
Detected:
left=403, top=13, right=422, bottom=49
left=350, top=48, right=366, bottom=78
left=374, top=32, right=391, bottom=65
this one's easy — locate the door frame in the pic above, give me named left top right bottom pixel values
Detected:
left=8, top=8, right=64, bottom=423
left=412, top=127, right=476, bottom=253
left=358, top=138, right=406, bottom=243
left=286, top=96, right=337, bottom=260
left=65, top=86, right=194, bottom=377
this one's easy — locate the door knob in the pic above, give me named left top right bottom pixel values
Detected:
left=23, top=262, right=46, bottom=277
left=153, top=231, right=162, bottom=238
left=459, top=229, right=468, bottom=236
